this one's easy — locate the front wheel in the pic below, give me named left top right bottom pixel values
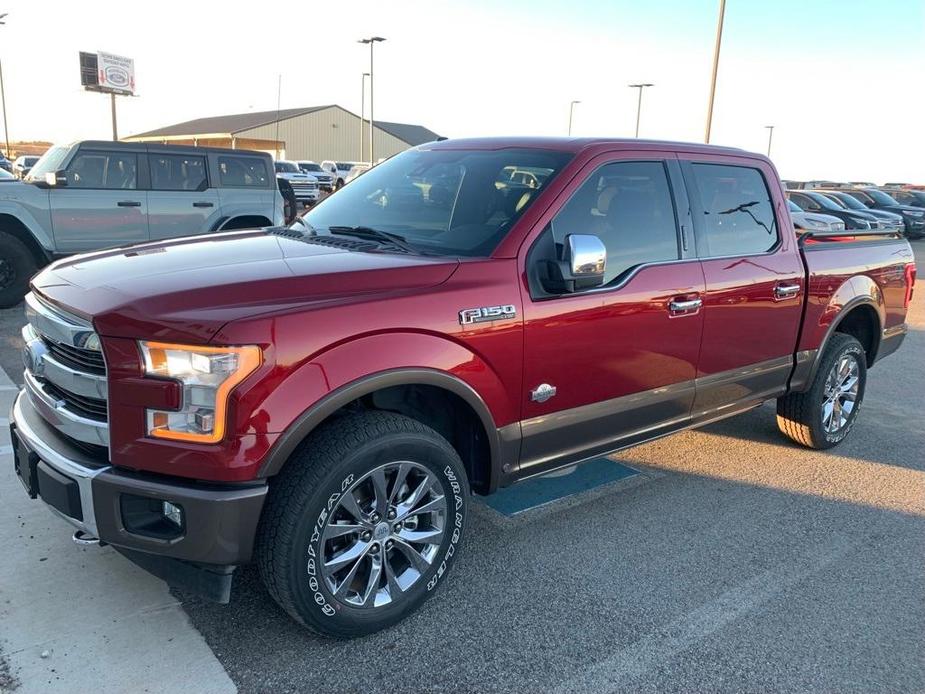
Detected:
left=0, top=233, right=38, bottom=308
left=256, top=411, right=469, bottom=638
left=776, top=333, right=867, bottom=449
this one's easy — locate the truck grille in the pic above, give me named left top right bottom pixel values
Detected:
left=23, top=292, right=110, bottom=448
left=290, top=180, right=318, bottom=197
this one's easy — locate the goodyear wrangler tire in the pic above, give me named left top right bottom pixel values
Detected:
left=256, top=411, right=469, bottom=638
left=776, top=333, right=867, bottom=449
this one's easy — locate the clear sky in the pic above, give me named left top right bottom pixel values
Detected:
left=1, top=0, right=922, bottom=182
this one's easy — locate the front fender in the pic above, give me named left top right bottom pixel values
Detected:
left=253, top=332, right=516, bottom=478
left=0, top=200, right=54, bottom=251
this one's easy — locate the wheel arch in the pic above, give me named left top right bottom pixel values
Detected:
left=258, top=368, right=515, bottom=495
left=216, top=215, right=273, bottom=231
left=0, top=213, right=52, bottom=267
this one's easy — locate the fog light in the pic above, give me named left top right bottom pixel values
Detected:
left=162, top=501, right=183, bottom=528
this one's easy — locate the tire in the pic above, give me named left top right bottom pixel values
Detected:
left=776, top=333, right=867, bottom=449
left=256, top=411, right=469, bottom=638
left=335, top=178, right=344, bottom=190
left=0, top=233, right=38, bottom=308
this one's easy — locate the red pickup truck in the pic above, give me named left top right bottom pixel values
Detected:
left=11, top=138, right=915, bottom=637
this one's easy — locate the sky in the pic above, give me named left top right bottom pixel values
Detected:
left=0, top=0, right=923, bottom=182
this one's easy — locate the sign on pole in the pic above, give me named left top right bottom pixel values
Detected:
left=78, top=51, right=135, bottom=96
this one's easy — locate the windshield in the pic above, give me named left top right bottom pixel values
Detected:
left=25, top=146, right=71, bottom=181
left=298, top=147, right=571, bottom=257
left=300, top=163, right=323, bottom=172
left=806, top=192, right=842, bottom=211
left=336, top=162, right=356, bottom=170
left=868, top=189, right=899, bottom=206
left=831, top=192, right=865, bottom=210
left=787, top=200, right=802, bottom=213
left=275, top=161, right=300, bottom=173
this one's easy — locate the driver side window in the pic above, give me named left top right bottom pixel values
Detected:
left=545, top=160, right=681, bottom=286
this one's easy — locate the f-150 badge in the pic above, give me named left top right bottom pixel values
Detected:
left=458, top=304, right=516, bottom=325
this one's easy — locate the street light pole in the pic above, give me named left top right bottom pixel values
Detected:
left=358, top=37, right=385, bottom=164
left=0, top=13, right=10, bottom=158
left=359, top=72, right=369, bottom=161
left=568, top=100, right=580, bottom=136
left=628, top=83, right=653, bottom=138
left=764, top=125, right=774, bottom=156
left=704, top=0, right=727, bottom=143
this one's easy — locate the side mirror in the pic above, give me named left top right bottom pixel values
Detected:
left=44, top=171, right=67, bottom=187
left=543, top=234, right=607, bottom=293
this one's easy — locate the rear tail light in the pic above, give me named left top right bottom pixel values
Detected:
left=904, top=263, right=917, bottom=309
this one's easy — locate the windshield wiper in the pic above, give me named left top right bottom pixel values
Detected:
left=328, top=226, right=422, bottom=255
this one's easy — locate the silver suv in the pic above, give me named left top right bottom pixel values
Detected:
left=0, top=141, right=284, bottom=307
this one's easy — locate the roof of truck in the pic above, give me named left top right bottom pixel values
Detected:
left=421, top=136, right=755, bottom=157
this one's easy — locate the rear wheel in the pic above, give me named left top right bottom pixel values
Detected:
left=256, top=411, right=468, bottom=638
left=0, top=233, right=38, bottom=308
left=776, top=333, right=866, bottom=449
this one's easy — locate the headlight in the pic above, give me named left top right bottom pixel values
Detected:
left=806, top=218, right=828, bottom=229
left=905, top=210, right=924, bottom=219
left=831, top=221, right=846, bottom=231
left=140, top=342, right=262, bottom=443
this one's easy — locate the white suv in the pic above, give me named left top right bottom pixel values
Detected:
left=321, top=160, right=367, bottom=189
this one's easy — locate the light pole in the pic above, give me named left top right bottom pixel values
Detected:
left=764, top=125, right=774, bottom=156
left=0, top=13, right=10, bottom=158
left=568, top=100, right=580, bottom=136
left=628, top=83, right=653, bottom=138
left=358, top=36, right=385, bottom=164
left=704, top=0, right=727, bottom=143
left=359, top=72, right=369, bottom=161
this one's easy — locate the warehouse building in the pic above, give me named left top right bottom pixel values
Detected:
left=125, top=104, right=442, bottom=162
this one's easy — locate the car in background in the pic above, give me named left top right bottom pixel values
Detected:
left=13, top=155, right=39, bottom=179
left=0, top=168, right=15, bottom=181
left=296, top=161, right=336, bottom=192
left=888, top=189, right=925, bottom=208
left=321, top=160, right=367, bottom=189
left=839, top=188, right=925, bottom=239
left=786, top=199, right=845, bottom=233
left=343, top=163, right=370, bottom=185
left=274, top=160, right=320, bottom=205
left=0, top=152, right=12, bottom=172
left=787, top=190, right=882, bottom=230
left=815, top=190, right=905, bottom=232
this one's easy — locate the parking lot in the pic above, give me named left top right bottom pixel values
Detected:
left=1, top=242, right=923, bottom=693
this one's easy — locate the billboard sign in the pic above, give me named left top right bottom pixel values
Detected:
left=79, top=51, right=135, bottom=95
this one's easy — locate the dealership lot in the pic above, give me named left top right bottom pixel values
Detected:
left=1, top=242, right=923, bottom=692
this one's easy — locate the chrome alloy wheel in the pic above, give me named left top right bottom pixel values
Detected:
left=319, top=461, right=447, bottom=608
left=822, top=353, right=860, bottom=434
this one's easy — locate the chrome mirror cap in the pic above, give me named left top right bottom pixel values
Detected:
left=566, top=234, right=606, bottom=277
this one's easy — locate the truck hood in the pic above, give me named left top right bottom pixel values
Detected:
left=32, top=229, right=459, bottom=343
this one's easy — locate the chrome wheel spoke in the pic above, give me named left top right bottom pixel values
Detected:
left=389, top=462, right=412, bottom=504
left=822, top=400, right=835, bottom=431
left=360, top=554, right=383, bottom=606
left=399, top=493, right=447, bottom=522
left=396, top=477, right=433, bottom=517
left=324, top=539, right=369, bottom=574
left=383, top=552, right=403, bottom=597
left=397, top=527, right=443, bottom=544
left=339, top=490, right=367, bottom=523
left=333, top=547, right=369, bottom=598
left=370, top=467, right=389, bottom=517
left=322, top=522, right=365, bottom=542
left=392, top=538, right=431, bottom=573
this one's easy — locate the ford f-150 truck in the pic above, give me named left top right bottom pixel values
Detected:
left=10, top=138, right=915, bottom=638
left=0, top=141, right=283, bottom=308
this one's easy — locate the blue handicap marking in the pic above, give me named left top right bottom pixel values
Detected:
left=483, top=457, right=640, bottom=516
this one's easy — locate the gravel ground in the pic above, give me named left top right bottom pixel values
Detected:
left=2, top=241, right=922, bottom=693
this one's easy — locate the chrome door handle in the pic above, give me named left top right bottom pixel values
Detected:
left=193, top=201, right=214, bottom=208
left=774, top=283, right=801, bottom=299
left=668, top=298, right=703, bottom=314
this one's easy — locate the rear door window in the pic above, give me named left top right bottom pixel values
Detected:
left=150, top=154, right=208, bottom=191
left=218, top=156, right=270, bottom=187
left=689, top=163, right=778, bottom=257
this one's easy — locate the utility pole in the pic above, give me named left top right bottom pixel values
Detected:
left=568, top=100, right=580, bottom=136
left=704, top=0, right=727, bottom=143
left=629, top=83, right=653, bottom=138
left=358, top=37, right=385, bottom=164
left=110, top=93, right=118, bottom=140
left=0, top=13, right=11, bottom=158
left=764, top=125, right=774, bottom=156
left=360, top=72, right=369, bottom=161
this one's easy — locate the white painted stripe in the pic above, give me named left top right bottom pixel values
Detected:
left=553, top=537, right=854, bottom=693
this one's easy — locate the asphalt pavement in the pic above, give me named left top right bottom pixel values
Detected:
left=0, top=241, right=923, bottom=693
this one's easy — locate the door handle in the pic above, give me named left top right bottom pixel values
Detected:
left=668, top=297, right=703, bottom=315
left=774, top=282, right=801, bottom=300
left=117, top=201, right=142, bottom=207
left=193, top=201, right=214, bottom=208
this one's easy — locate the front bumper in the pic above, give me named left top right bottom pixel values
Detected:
left=11, top=391, right=267, bottom=598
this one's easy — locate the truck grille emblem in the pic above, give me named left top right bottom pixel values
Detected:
left=458, top=304, right=516, bottom=325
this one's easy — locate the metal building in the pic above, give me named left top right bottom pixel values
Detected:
left=124, top=104, right=441, bottom=162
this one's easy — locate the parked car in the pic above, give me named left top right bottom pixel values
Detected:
left=815, top=190, right=904, bottom=232
left=321, top=160, right=367, bottom=189
left=0, top=140, right=283, bottom=307
left=13, top=155, right=40, bottom=179
left=296, top=161, right=336, bottom=192
left=840, top=188, right=925, bottom=239
left=10, top=137, right=914, bottom=638
left=0, top=152, right=12, bottom=172
left=787, top=190, right=882, bottom=230
left=786, top=199, right=845, bottom=232
left=888, top=189, right=925, bottom=208
left=0, top=168, right=15, bottom=181
left=274, top=160, right=320, bottom=205
left=343, top=163, right=371, bottom=185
